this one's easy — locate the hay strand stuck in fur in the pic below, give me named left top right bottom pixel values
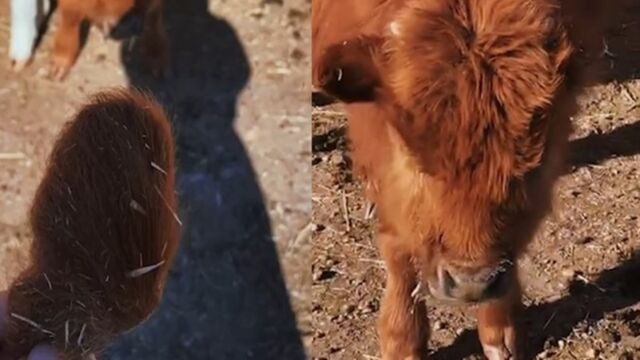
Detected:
left=126, top=260, right=166, bottom=278
left=150, top=161, right=168, bottom=175
left=129, top=199, right=148, bottom=215
left=154, top=184, right=182, bottom=226
left=64, top=320, right=70, bottom=349
left=10, top=313, right=54, bottom=336
left=77, top=323, right=87, bottom=347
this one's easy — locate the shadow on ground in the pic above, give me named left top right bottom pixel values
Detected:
left=569, top=120, right=640, bottom=170
left=564, top=0, right=640, bottom=172
left=105, top=0, right=305, bottom=358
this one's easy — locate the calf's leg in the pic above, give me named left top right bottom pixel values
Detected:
left=377, top=232, right=428, bottom=360
left=50, top=8, right=83, bottom=80
left=477, top=270, right=521, bottom=360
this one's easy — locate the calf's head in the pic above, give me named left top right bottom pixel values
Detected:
left=316, top=0, right=574, bottom=303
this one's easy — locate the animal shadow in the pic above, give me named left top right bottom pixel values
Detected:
left=565, top=0, right=640, bottom=170
left=569, top=120, right=640, bottom=171
left=105, top=0, right=306, bottom=359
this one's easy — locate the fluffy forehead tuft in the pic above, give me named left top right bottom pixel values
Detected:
left=383, top=0, right=572, bottom=201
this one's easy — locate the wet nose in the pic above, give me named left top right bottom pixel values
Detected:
left=436, top=261, right=513, bottom=302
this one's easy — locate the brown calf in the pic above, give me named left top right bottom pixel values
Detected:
left=50, top=0, right=167, bottom=80
left=313, top=0, right=584, bottom=358
left=1, top=89, right=180, bottom=359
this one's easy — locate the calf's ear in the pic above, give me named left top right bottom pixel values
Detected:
left=314, top=36, right=384, bottom=103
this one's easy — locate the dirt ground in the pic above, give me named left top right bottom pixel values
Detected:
left=311, top=2, right=640, bottom=360
left=0, top=0, right=310, bottom=359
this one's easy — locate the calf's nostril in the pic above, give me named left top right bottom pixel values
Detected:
left=439, top=267, right=457, bottom=292
left=432, top=262, right=513, bottom=302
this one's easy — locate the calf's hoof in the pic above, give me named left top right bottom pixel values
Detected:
left=97, top=19, right=117, bottom=41
left=482, top=344, right=517, bottom=360
left=10, top=58, right=30, bottom=72
left=380, top=341, right=426, bottom=360
left=481, top=326, right=518, bottom=360
left=48, top=56, right=73, bottom=81
left=382, top=353, right=422, bottom=360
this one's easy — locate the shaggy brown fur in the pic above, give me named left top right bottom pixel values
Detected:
left=50, top=0, right=166, bottom=80
left=1, top=89, right=179, bottom=360
left=313, top=0, right=584, bottom=358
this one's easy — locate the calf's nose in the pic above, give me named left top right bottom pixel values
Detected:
left=437, top=261, right=513, bottom=303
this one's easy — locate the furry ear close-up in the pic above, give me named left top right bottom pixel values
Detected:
left=1, top=89, right=180, bottom=360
